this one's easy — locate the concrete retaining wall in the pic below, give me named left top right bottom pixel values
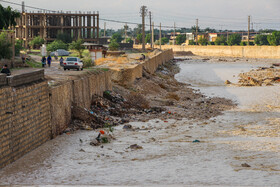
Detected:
left=134, top=45, right=280, bottom=59
left=111, top=50, right=174, bottom=85
left=49, top=70, right=112, bottom=138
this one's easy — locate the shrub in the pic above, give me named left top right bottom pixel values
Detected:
left=227, top=33, right=242, bottom=46
left=267, top=31, right=280, bottom=46
left=215, top=35, right=226, bottom=45
left=15, top=39, right=23, bottom=56
left=69, top=39, right=85, bottom=58
left=0, top=32, right=12, bottom=59
left=47, top=40, right=68, bottom=52
left=198, top=37, right=208, bottom=46
left=82, top=57, right=94, bottom=68
left=109, top=40, right=120, bottom=51
left=254, top=34, right=269, bottom=46
left=29, top=36, right=44, bottom=49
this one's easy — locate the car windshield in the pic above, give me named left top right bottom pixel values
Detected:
left=66, top=57, right=78, bottom=62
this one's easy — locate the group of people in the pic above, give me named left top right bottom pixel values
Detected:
left=41, top=55, right=52, bottom=68
left=41, top=55, right=64, bottom=67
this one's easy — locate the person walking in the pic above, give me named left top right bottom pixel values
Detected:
left=47, top=55, right=52, bottom=67
left=41, top=56, right=46, bottom=67
left=59, top=57, right=64, bottom=66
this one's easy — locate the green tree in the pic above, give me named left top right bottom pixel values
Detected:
left=227, top=33, right=242, bottom=46
left=47, top=40, right=68, bottom=52
left=0, top=32, right=12, bottom=59
left=204, top=27, right=216, bottom=33
left=191, top=25, right=200, bottom=34
left=57, top=32, right=72, bottom=44
left=69, top=39, right=85, bottom=58
left=109, top=40, right=120, bottom=51
left=161, top=37, right=169, bottom=45
left=189, top=40, right=195, bottom=45
left=267, top=31, right=280, bottom=46
left=111, top=33, right=123, bottom=43
left=0, top=5, right=20, bottom=29
left=145, top=33, right=151, bottom=44
left=215, top=35, right=227, bottom=45
left=136, top=33, right=143, bottom=44
left=29, top=36, right=44, bottom=49
left=175, top=34, right=186, bottom=45
left=254, top=35, right=269, bottom=46
left=198, top=37, right=208, bottom=46
left=126, top=37, right=133, bottom=44
left=15, top=39, right=23, bottom=56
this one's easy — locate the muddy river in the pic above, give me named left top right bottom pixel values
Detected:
left=1, top=59, right=280, bottom=186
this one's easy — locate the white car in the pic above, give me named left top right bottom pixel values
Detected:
left=63, top=57, right=83, bottom=71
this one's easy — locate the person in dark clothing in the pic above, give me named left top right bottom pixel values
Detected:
left=47, top=55, right=52, bottom=67
left=1, top=64, right=11, bottom=76
left=41, top=56, right=46, bottom=67
left=59, top=57, right=64, bottom=66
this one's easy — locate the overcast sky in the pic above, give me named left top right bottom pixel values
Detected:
left=2, top=0, right=280, bottom=30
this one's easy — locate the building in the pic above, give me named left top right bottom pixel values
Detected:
left=15, top=3, right=100, bottom=47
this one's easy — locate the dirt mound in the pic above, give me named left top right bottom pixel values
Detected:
left=174, top=51, right=194, bottom=56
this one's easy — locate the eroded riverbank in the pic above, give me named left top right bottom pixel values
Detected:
left=0, top=56, right=279, bottom=186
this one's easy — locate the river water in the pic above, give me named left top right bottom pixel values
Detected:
left=1, top=58, right=280, bottom=186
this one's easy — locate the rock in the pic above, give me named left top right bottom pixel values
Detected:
left=79, top=149, right=85, bottom=152
left=225, top=80, right=232, bottom=85
left=241, top=163, right=251, bottom=167
left=129, top=144, right=143, bottom=150
left=123, top=124, right=132, bottom=130
left=90, top=139, right=100, bottom=146
left=193, top=140, right=200, bottom=143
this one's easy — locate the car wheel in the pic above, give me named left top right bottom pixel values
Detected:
left=77, top=68, right=80, bottom=71
left=64, top=68, right=66, bottom=71
left=81, top=68, right=83, bottom=71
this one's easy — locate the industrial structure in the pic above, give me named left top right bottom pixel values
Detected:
left=15, top=3, right=100, bottom=47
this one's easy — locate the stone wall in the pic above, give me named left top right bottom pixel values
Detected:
left=0, top=81, right=51, bottom=169
left=134, top=45, right=280, bottom=59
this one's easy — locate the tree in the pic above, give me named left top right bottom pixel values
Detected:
left=254, top=35, right=269, bottom=46
left=198, top=37, right=208, bottom=46
left=69, top=39, right=85, bottom=58
left=57, top=32, right=72, bottom=44
left=136, top=33, right=142, bottom=44
left=0, top=32, right=12, bottom=59
left=204, top=27, right=216, bottom=33
left=215, top=35, right=227, bottom=45
left=109, top=40, right=120, bottom=51
left=126, top=38, right=133, bottom=44
left=29, top=36, right=44, bottom=49
left=191, top=25, right=200, bottom=34
left=47, top=40, right=68, bottom=52
left=267, top=31, right=280, bottom=46
left=161, top=37, right=169, bottom=45
left=0, top=5, right=20, bottom=29
left=15, top=39, right=23, bottom=56
left=145, top=33, right=151, bottom=44
left=111, top=33, right=123, bottom=43
left=227, top=33, right=242, bottom=46
left=175, top=34, right=186, bottom=45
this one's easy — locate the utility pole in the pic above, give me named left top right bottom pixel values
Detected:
left=227, top=31, right=229, bottom=42
left=173, top=22, right=176, bottom=45
left=124, top=23, right=128, bottom=42
left=22, top=1, right=25, bottom=13
left=248, top=15, right=250, bottom=46
left=152, top=22, right=154, bottom=49
left=140, top=6, right=147, bottom=51
left=159, top=23, right=162, bottom=50
left=104, top=22, right=106, bottom=37
left=196, top=19, right=198, bottom=45
left=149, top=11, right=152, bottom=48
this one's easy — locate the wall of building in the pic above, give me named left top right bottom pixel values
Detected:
left=148, top=45, right=280, bottom=59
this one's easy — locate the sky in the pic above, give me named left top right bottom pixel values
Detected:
left=1, top=0, right=280, bottom=31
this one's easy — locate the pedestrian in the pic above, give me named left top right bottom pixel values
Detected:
left=21, top=54, right=26, bottom=64
left=47, top=55, right=52, bottom=67
left=41, top=56, right=46, bottom=67
left=59, top=57, right=64, bottom=66
left=1, top=64, right=11, bottom=76
left=102, top=49, right=107, bottom=58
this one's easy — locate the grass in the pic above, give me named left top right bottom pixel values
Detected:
left=26, top=59, right=41, bottom=68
